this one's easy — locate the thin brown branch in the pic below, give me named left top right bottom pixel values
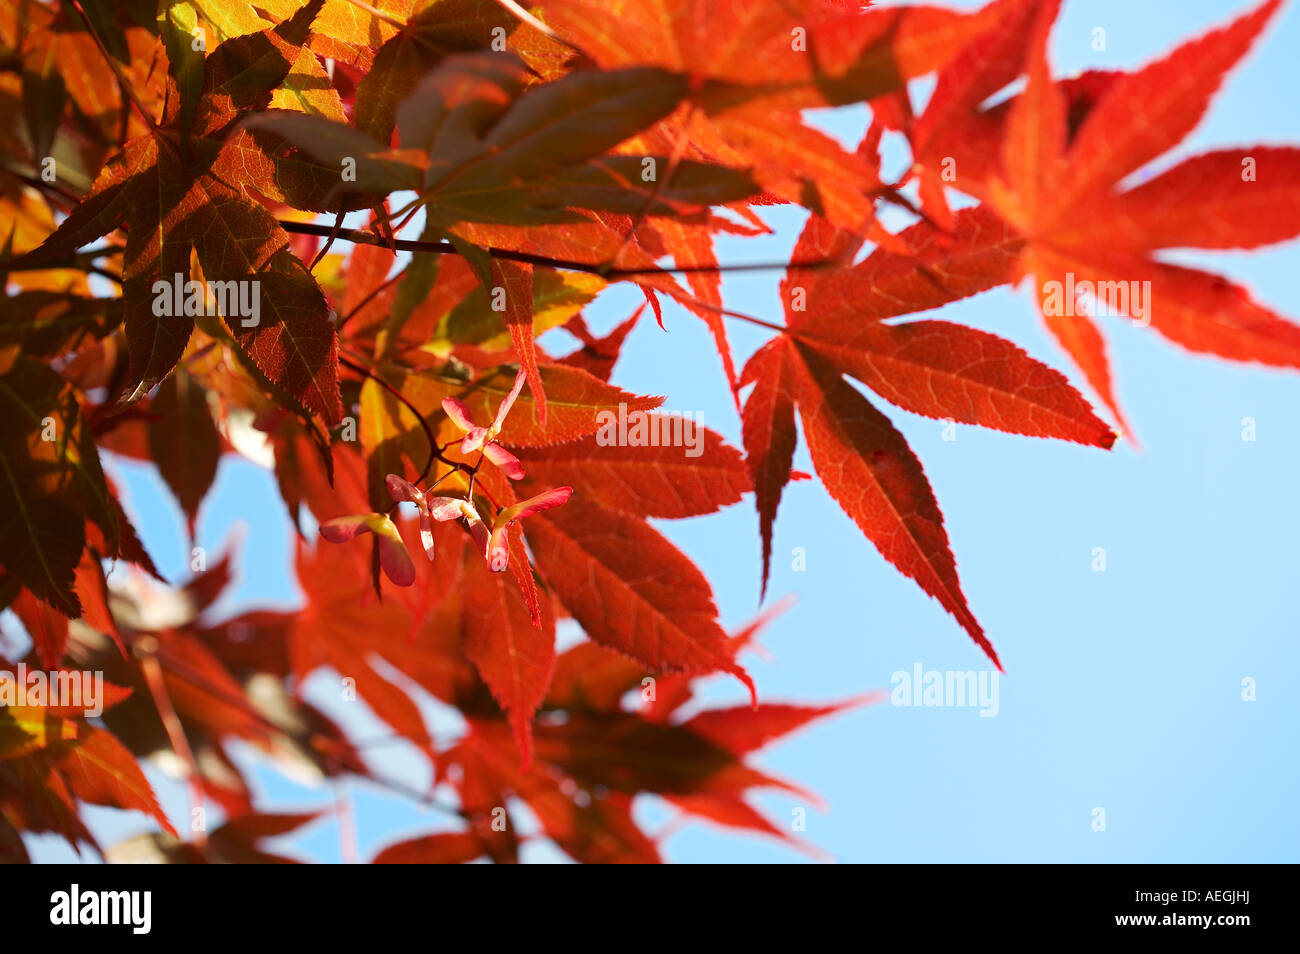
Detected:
left=338, top=353, right=448, bottom=486
left=610, top=104, right=697, bottom=263
left=337, top=267, right=405, bottom=332
left=278, top=220, right=833, bottom=277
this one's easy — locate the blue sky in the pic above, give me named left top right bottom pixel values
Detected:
left=25, top=0, right=1300, bottom=863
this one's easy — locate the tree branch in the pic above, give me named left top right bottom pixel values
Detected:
left=338, top=354, right=448, bottom=486
left=278, top=220, right=834, bottom=277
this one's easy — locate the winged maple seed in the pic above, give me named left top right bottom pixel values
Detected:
left=2, top=0, right=1299, bottom=864
left=442, top=367, right=530, bottom=480
left=318, top=511, right=415, bottom=586
left=321, top=367, right=574, bottom=582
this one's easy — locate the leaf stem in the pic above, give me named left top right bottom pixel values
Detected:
left=309, top=210, right=348, bottom=271
left=137, top=641, right=207, bottom=847
left=490, top=0, right=588, bottom=55
left=684, top=295, right=788, bottom=333
left=10, top=171, right=82, bottom=213
left=132, top=635, right=474, bottom=825
left=64, top=0, right=156, bottom=129
left=338, top=0, right=406, bottom=30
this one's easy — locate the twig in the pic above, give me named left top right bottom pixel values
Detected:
left=338, top=353, right=446, bottom=485
left=137, top=641, right=207, bottom=848
left=278, top=220, right=832, bottom=277
left=337, top=267, right=405, bottom=332
left=609, top=104, right=697, bottom=264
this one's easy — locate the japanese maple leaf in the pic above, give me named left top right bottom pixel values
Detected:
left=446, top=671, right=865, bottom=863
left=344, top=0, right=571, bottom=142
left=287, top=537, right=440, bottom=765
left=747, top=335, right=1001, bottom=668
left=556, top=306, right=643, bottom=381
left=526, top=497, right=757, bottom=697
left=459, top=542, right=557, bottom=766
left=742, top=206, right=1114, bottom=664
left=516, top=416, right=751, bottom=519
left=894, top=0, right=1061, bottom=230
left=372, top=831, right=490, bottom=864
left=12, top=2, right=121, bottom=157
left=254, top=50, right=755, bottom=402
left=544, top=598, right=792, bottom=722
left=0, top=676, right=175, bottom=844
left=107, top=811, right=321, bottom=864
left=147, top=368, right=223, bottom=536
left=979, top=0, right=1300, bottom=431
left=251, top=52, right=756, bottom=229
left=523, top=711, right=812, bottom=807
left=530, top=0, right=1004, bottom=227
left=488, top=261, right=546, bottom=427
left=9, top=549, right=124, bottom=668
left=428, top=735, right=653, bottom=863
left=0, top=358, right=123, bottom=619
left=12, top=1, right=343, bottom=426
left=663, top=696, right=880, bottom=856
left=184, top=0, right=410, bottom=72
left=401, top=362, right=666, bottom=452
